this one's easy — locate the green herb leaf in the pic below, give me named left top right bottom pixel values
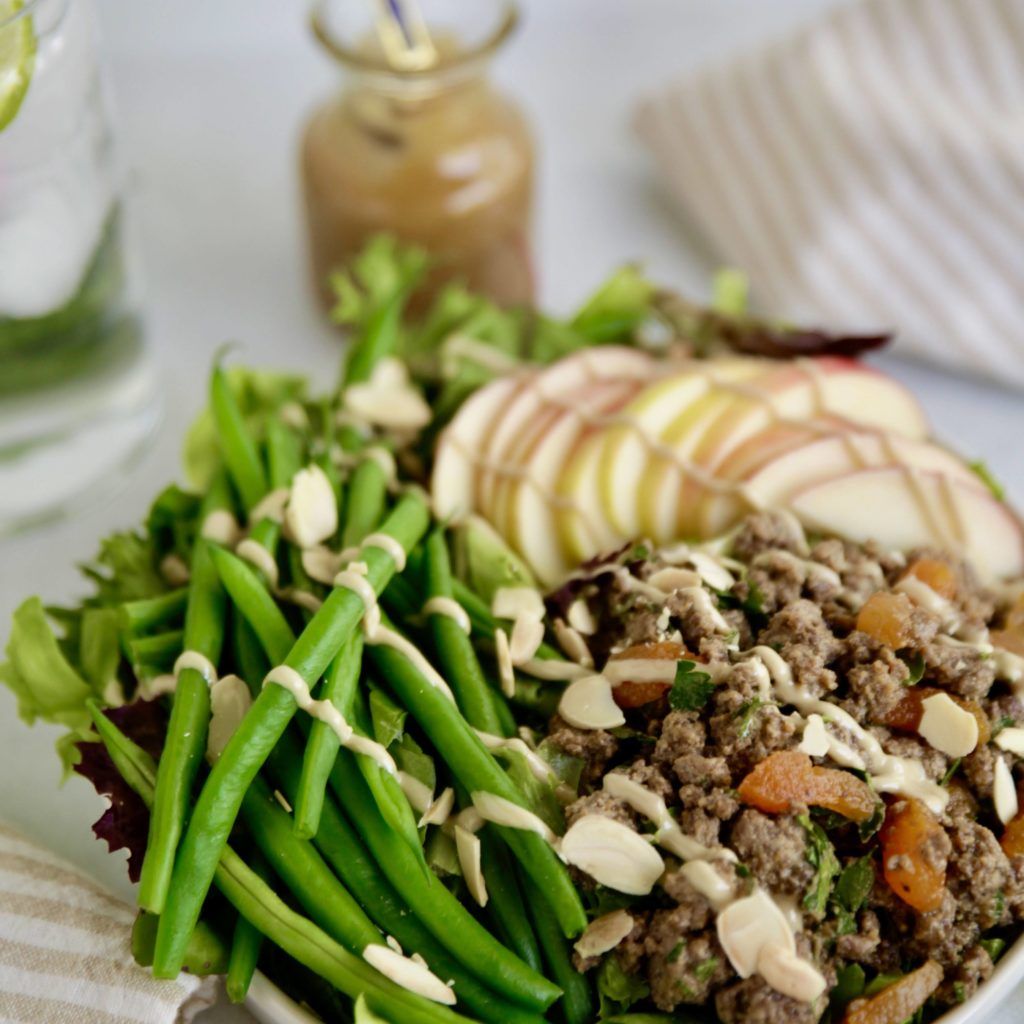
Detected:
left=734, top=697, right=766, bottom=739
left=940, top=758, right=962, bottom=787
left=835, top=856, right=875, bottom=914
left=537, top=738, right=584, bottom=793
left=831, top=963, right=866, bottom=1006
left=980, top=937, right=1007, bottom=963
left=864, top=972, right=903, bottom=998
left=369, top=687, right=407, bottom=749
left=669, top=660, right=714, bottom=712
left=393, top=734, right=436, bottom=793
left=570, top=266, right=656, bottom=344
left=597, top=956, right=650, bottom=1017
left=693, top=956, right=719, bottom=983
left=992, top=715, right=1016, bottom=739
left=798, top=813, right=840, bottom=916
left=900, top=652, right=926, bottom=686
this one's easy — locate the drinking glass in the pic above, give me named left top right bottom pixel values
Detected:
left=0, top=0, right=158, bottom=533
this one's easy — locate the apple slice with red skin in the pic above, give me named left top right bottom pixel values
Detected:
left=700, top=431, right=984, bottom=537
left=432, top=372, right=528, bottom=521
left=475, top=346, right=656, bottom=524
left=672, top=357, right=930, bottom=537
left=501, top=377, right=648, bottom=584
left=790, top=466, right=1024, bottom=580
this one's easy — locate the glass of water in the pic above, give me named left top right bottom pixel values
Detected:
left=0, top=0, right=158, bottom=533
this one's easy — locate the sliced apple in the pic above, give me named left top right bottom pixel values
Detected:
left=597, top=358, right=770, bottom=543
left=432, top=373, right=526, bottom=520
left=673, top=358, right=930, bottom=537
left=790, top=467, right=1024, bottom=581
left=557, top=430, right=629, bottom=564
left=475, top=347, right=656, bottom=522
left=501, top=379, right=646, bottom=584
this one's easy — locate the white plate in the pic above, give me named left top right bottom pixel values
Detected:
left=245, top=938, right=1024, bottom=1024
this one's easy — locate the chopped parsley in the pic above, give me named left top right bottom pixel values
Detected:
left=596, top=955, right=650, bottom=1016
left=831, top=963, right=866, bottom=1005
left=693, top=956, right=719, bottom=983
left=940, top=758, right=962, bottom=787
left=992, top=715, right=1016, bottom=739
left=900, top=651, right=926, bottom=686
left=667, top=941, right=684, bottom=963
left=798, top=813, right=840, bottom=916
left=993, top=889, right=1006, bottom=920
left=832, top=855, right=875, bottom=935
left=980, top=937, right=1007, bottom=963
left=734, top=697, right=766, bottom=739
left=952, top=981, right=967, bottom=1004
left=669, top=660, right=714, bottom=712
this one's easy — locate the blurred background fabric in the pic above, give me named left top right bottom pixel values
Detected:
left=636, top=0, right=1024, bottom=390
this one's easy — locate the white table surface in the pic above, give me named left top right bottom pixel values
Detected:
left=2, top=1, right=1022, bottom=1020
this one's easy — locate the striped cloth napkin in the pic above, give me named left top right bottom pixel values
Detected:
left=0, top=823, right=217, bottom=1023
left=635, top=0, right=1024, bottom=390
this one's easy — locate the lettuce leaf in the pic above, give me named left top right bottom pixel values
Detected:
left=329, top=234, right=429, bottom=329
left=570, top=265, right=656, bottom=343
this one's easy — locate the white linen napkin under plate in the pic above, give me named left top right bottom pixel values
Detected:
left=635, top=0, right=1024, bottom=390
left=0, top=822, right=216, bottom=1024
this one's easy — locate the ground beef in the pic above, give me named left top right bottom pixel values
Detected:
left=947, top=820, right=1016, bottom=932
left=744, top=555, right=804, bottom=615
left=922, top=642, right=997, bottom=700
left=715, top=975, right=822, bottom=1024
left=730, top=512, right=807, bottom=561
left=666, top=589, right=731, bottom=652
left=652, top=711, right=706, bottom=768
left=962, top=745, right=997, bottom=802
left=708, top=700, right=800, bottom=776
left=881, top=734, right=950, bottom=784
left=834, top=909, right=881, bottom=965
left=757, top=600, right=842, bottom=697
left=729, top=810, right=815, bottom=897
left=645, top=926, right=731, bottom=1010
left=547, top=715, right=619, bottom=784
left=563, top=790, right=635, bottom=830
left=844, top=654, right=909, bottom=722
left=936, top=943, right=995, bottom=1007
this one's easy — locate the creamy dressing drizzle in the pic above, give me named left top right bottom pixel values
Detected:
left=360, top=532, right=408, bottom=572
left=236, top=538, right=280, bottom=588
left=421, top=596, right=472, bottom=635
left=173, top=650, right=219, bottom=685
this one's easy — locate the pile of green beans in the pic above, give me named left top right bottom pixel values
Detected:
left=78, top=351, right=597, bottom=1023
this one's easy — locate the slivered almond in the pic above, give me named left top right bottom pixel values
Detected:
left=917, top=692, right=979, bottom=758
left=554, top=618, right=593, bottom=667
left=492, top=586, right=545, bottom=622
left=285, top=465, right=338, bottom=549
left=716, top=890, right=794, bottom=979
left=495, top=628, right=515, bottom=697
left=573, top=910, right=634, bottom=959
left=510, top=614, right=546, bottom=665
left=454, top=826, right=488, bottom=907
left=560, top=815, right=664, bottom=895
left=995, top=727, right=1024, bottom=756
left=567, top=599, right=596, bottom=636
left=994, top=756, right=1019, bottom=825
left=558, top=675, right=625, bottom=730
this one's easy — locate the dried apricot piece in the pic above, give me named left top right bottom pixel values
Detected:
left=1005, top=593, right=1024, bottom=634
left=879, top=798, right=947, bottom=913
left=609, top=640, right=688, bottom=709
left=882, top=688, right=989, bottom=747
left=1001, top=812, right=1024, bottom=858
left=738, top=750, right=877, bottom=823
left=843, top=960, right=943, bottom=1024
left=904, top=558, right=957, bottom=600
left=992, top=629, right=1024, bottom=659
left=856, top=592, right=916, bottom=648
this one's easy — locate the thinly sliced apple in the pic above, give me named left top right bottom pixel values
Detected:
left=598, top=358, right=769, bottom=543
left=790, top=467, right=1024, bottom=580
left=432, top=373, right=526, bottom=520
left=557, top=431, right=629, bottom=564
left=674, top=358, right=930, bottom=537
left=502, top=379, right=645, bottom=583
left=476, top=347, right=655, bottom=522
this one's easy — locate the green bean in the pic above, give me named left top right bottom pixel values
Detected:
left=260, top=730, right=545, bottom=1024
left=226, top=870, right=266, bottom=1002
left=91, top=714, right=472, bottom=1024
left=292, top=636, right=359, bottom=839
left=120, top=589, right=188, bottom=634
left=240, top=776, right=382, bottom=953
left=132, top=911, right=228, bottom=976
left=211, top=363, right=267, bottom=512
left=480, top=830, right=544, bottom=974
left=244, top=517, right=282, bottom=587
left=451, top=578, right=563, bottom=663
left=266, top=418, right=304, bottom=491
left=86, top=699, right=157, bottom=798
left=126, top=629, right=183, bottom=670
left=138, top=526, right=227, bottom=914
left=368, top=624, right=586, bottom=940
left=424, top=530, right=502, bottom=734
left=341, top=454, right=389, bottom=549
left=329, top=749, right=561, bottom=1011
left=522, top=874, right=594, bottom=1024
left=154, top=494, right=429, bottom=976
left=342, top=291, right=409, bottom=386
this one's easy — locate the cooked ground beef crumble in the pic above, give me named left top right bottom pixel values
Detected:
left=542, top=512, right=1024, bottom=1024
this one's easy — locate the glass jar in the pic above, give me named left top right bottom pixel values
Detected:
left=0, top=0, right=157, bottom=532
left=302, top=0, right=535, bottom=311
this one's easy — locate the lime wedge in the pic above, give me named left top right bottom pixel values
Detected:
left=0, top=0, right=35, bottom=133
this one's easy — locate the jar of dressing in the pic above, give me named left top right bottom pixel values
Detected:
left=302, top=0, right=535, bottom=312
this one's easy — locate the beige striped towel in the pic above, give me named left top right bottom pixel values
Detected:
left=0, top=823, right=216, bottom=1024
left=635, top=0, right=1024, bottom=390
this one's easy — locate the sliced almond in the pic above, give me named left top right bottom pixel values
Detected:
left=918, top=692, right=979, bottom=758
left=362, top=944, right=456, bottom=1005
left=554, top=618, right=594, bottom=668
left=471, top=791, right=558, bottom=845
left=995, top=727, right=1024, bottom=756
left=207, top=675, right=252, bottom=761
left=757, top=943, right=827, bottom=1003
left=558, top=675, right=625, bottom=731
left=567, top=598, right=596, bottom=636
left=602, top=658, right=677, bottom=685
left=160, top=553, right=190, bottom=587
left=510, top=614, right=546, bottom=665
left=250, top=487, right=290, bottom=525
left=492, top=586, right=545, bottom=622
left=647, top=566, right=702, bottom=593
left=418, top=787, right=455, bottom=828
left=454, top=825, right=488, bottom=907
left=717, top=890, right=794, bottom=979
left=344, top=358, right=432, bottom=432
left=573, top=910, right=634, bottom=959
left=560, top=815, right=664, bottom=895
left=994, top=755, right=1019, bottom=825
left=495, top=627, right=515, bottom=698
left=201, top=509, right=241, bottom=547
left=285, top=465, right=338, bottom=549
